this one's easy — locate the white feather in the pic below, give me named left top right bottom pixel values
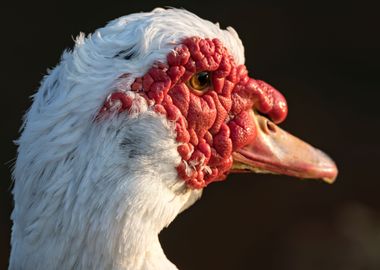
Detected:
left=10, top=8, right=244, bottom=270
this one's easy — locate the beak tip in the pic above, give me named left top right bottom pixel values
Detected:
left=320, top=164, right=338, bottom=184
left=323, top=176, right=337, bottom=184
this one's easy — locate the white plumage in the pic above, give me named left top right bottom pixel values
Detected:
left=10, top=8, right=244, bottom=270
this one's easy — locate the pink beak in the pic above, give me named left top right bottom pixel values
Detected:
left=232, top=111, right=338, bottom=183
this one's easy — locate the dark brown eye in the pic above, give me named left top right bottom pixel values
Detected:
left=189, top=71, right=211, bottom=91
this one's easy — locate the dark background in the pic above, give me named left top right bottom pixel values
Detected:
left=1, top=1, right=379, bottom=269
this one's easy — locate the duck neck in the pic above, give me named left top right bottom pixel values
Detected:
left=113, top=208, right=178, bottom=270
left=110, top=176, right=203, bottom=269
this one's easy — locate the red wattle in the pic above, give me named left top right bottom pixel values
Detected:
left=98, top=37, right=289, bottom=189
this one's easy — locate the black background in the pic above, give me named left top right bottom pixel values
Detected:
left=1, top=1, right=379, bottom=269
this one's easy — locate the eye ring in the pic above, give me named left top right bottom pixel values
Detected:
left=188, top=71, right=211, bottom=93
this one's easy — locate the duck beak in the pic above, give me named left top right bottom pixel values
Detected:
left=232, top=111, right=338, bottom=183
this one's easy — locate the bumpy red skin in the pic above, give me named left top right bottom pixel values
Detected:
left=100, top=37, right=288, bottom=189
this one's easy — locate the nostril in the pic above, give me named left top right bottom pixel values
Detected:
left=266, top=120, right=277, bottom=133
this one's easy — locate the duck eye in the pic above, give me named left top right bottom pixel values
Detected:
left=189, top=71, right=211, bottom=91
